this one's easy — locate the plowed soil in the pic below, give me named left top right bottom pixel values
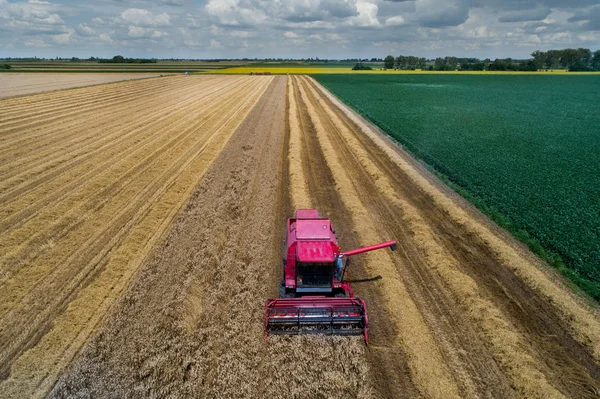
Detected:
left=2, top=75, right=600, bottom=398
left=0, top=73, right=165, bottom=98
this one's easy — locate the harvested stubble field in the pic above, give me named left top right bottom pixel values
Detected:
left=0, top=73, right=166, bottom=98
left=1, top=75, right=600, bottom=399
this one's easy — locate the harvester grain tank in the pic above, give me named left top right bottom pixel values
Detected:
left=264, top=209, right=396, bottom=344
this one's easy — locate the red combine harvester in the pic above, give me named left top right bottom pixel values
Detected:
left=264, top=209, right=396, bottom=344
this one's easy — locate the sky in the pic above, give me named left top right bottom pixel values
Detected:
left=0, top=0, right=598, bottom=59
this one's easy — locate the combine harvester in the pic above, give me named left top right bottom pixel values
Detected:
left=265, top=209, right=396, bottom=344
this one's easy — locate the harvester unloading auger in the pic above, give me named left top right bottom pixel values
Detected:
left=264, top=209, right=396, bottom=344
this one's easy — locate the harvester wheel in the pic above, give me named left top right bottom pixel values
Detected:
left=279, top=281, right=295, bottom=298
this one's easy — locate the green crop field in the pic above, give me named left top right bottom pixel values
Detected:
left=315, top=74, right=600, bottom=300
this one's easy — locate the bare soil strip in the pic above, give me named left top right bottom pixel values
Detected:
left=0, top=73, right=166, bottom=98
left=0, top=75, right=272, bottom=398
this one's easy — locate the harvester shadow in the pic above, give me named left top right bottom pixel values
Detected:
left=347, top=275, right=382, bottom=283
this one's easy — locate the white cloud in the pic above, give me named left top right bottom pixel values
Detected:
left=230, top=30, right=252, bottom=38
left=284, top=31, right=300, bottom=39
left=128, top=26, right=168, bottom=38
left=348, top=0, right=380, bottom=27
left=25, top=38, right=51, bottom=47
left=52, top=29, right=74, bottom=45
left=128, top=26, right=148, bottom=38
left=577, top=32, right=599, bottom=41
left=465, top=25, right=491, bottom=38
left=0, top=0, right=64, bottom=26
left=99, top=32, right=113, bottom=44
left=76, top=23, right=95, bottom=36
left=184, top=39, right=203, bottom=47
left=210, top=39, right=223, bottom=48
left=386, top=16, right=405, bottom=26
left=120, top=8, right=171, bottom=28
left=205, top=0, right=267, bottom=27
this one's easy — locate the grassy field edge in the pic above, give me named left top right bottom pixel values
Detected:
left=316, top=79, right=600, bottom=303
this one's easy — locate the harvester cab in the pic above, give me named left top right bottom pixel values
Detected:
left=264, top=209, right=396, bottom=344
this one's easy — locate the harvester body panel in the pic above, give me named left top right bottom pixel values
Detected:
left=266, top=209, right=396, bottom=344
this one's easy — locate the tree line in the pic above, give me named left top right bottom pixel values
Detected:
left=531, top=49, right=600, bottom=71
left=383, top=48, right=600, bottom=72
left=98, top=55, right=157, bottom=64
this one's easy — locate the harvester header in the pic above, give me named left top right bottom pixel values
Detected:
left=264, top=209, right=396, bottom=344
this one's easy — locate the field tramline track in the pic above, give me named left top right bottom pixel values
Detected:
left=0, top=75, right=273, bottom=396
left=0, top=77, right=231, bottom=176
left=0, top=76, right=198, bottom=133
left=0, top=77, right=260, bottom=233
left=0, top=76, right=231, bottom=168
left=0, top=76, right=268, bottom=313
left=0, top=78, right=267, bottom=310
left=1, top=78, right=268, bottom=370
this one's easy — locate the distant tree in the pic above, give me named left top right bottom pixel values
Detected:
left=530, top=48, right=596, bottom=71
left=519, top=60, right=538, bottom=71
left=434, top=57, right=455, bottom=71
left=446, top=56, right=458, bottom=70
left=384, top=55, right=395, bottom=69
left=593, top=50, right=600, bottom=71
left=352, top=62, right=372, bottom=70
left=460, top=62, right=485, bottom=71
left=0, top=64, right=11, bottom=70
left=396, top=55, right=408, bottom=69
left=98, top=55, right=157, bottom=64
left=531, top=50, right=546, bottom=70
left=488, top=59, right=507, bottom=71
left=434, top=57, right=446, bottom=70
left=576, top=48, right=592, bottom=67
left=545, top=50, right=561, bottom=68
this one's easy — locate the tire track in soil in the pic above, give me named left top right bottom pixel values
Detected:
left=289, top=76, right=418, bottom=399
left=0, top=75, right=191, bottom=130
left=0, top=77, right=267, bottom=375
left=0, top=76, right=189, bottom=145
left=50, top=76, right=371, bottom=399
left=0, top=76, right=272, bottom=398
left=0, top=73, right=162, bottom=99
left=0, top=77, right=227, bottom=185
left=0, top=77, right=261, bottom=275
left=304, top=76, right=600, bottom=397
left=298, top=76, right=517, bottom=398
